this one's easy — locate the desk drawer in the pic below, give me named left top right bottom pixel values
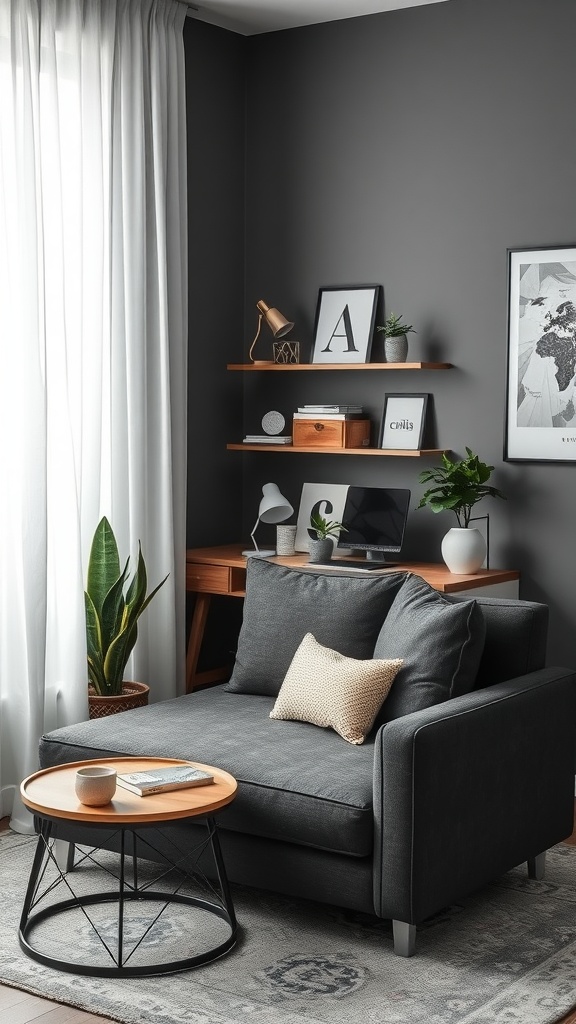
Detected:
left=186, top=563, right=244, bottom=594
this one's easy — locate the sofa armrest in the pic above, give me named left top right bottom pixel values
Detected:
left=373, top=667, right=576, bottom=924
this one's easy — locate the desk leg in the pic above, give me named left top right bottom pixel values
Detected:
left=186, top=593, right=212, bottom=693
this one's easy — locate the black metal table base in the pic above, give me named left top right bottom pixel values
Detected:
left=19, top=816, right=237, bottom=976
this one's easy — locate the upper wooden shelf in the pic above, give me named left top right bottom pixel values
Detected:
left=227, top=362, right=451, bottom=371
left=227, top=444, right=447, bottom=456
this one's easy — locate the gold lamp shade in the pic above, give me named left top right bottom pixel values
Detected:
left=249, top=299, right=294, bottom=363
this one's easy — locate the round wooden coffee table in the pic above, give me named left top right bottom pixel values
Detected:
left=19, top=757, right=238, bottom=976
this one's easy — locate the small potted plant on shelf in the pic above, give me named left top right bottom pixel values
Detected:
left=85, top=517, right=168, bottom=718
left=417, top=447, right=506, bottom=574
left=308, top=512, right=347, bottom=564
left=376, top=312, right=416, bottom=363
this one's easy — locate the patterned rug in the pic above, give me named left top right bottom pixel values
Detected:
left=1, top=828, right=576, bottom=1024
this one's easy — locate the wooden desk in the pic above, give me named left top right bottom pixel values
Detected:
left=185, top=544, right=520, bottom=693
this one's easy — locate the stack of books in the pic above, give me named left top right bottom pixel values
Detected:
left=294, top=404, right=364, bottom=420
left=242, top=434, right=292, bottom=444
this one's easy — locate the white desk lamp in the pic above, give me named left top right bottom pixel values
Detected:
left=243, top=483, right=294, bottom=557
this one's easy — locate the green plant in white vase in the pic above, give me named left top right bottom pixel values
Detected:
left=418, top=447, right=506, bottom=574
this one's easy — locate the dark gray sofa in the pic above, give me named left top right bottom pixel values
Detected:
left=39, top=562, right=576, bottom=956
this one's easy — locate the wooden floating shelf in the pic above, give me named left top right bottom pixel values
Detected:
left=228, top=444, right=448, bottom=456
left=227, top=362, right=452, bottom=371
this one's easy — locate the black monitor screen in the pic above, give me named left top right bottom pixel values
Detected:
left=337, top=486, right=411, bottom=557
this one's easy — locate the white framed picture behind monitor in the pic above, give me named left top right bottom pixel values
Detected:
left=295, top=483, right=350, bottom=552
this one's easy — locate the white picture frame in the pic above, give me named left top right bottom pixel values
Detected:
left=295, top=482, right=350, bottom=552
left=311, top=286, right=380, bottom=364
left=379, top=393, right=429, bottom=450
left=506, top=245, right=576, bottom=462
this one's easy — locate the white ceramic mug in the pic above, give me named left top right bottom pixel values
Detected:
left=75, top=766, right=117, bottom=806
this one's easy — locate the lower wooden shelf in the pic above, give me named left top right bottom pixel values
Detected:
left=227, top=444, right=447, bottom=456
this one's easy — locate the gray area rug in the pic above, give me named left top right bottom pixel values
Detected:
left=1, top=829, right=576, bottom=1024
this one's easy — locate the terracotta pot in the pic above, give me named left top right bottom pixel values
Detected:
left=88, top=681, right=150, bottom=720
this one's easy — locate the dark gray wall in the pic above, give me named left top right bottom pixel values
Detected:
left=240, top=0, right=576, bottom=665
left=185, top=18, right=245, bottom=546
left=184, top=0, right=576, bottom=666
left=184, top=19, right=247, bottom=665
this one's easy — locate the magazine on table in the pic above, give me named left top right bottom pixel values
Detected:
left=116, top=764, right=214, bottom=796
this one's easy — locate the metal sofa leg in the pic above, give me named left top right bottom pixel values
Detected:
left=66, top=842, right=76, bottom=872
left=51, top=839, right=72, bottom=872
left=53, top=840, right=75, bottom=872
left=527, top=851, right=546, bottom=880
left=393, top=920, right=416, bottom=957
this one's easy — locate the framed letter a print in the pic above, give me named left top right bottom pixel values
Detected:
left=506, top=245, right=576, bottom=462
left=311, top=286, right=380, bottom=364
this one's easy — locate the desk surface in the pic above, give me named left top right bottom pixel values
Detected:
left=186, top=543, right=519, bottom=594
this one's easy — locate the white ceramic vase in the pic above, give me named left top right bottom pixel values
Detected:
left=441, top=527, right=486, bottom=575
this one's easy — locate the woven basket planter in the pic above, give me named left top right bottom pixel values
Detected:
left=88, top=681, right=150, bottom=720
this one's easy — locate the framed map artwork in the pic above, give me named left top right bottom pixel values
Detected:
left=506, top=245, right=576, bottom=462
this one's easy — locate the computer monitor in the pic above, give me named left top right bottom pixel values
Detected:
left=336, top=486, right=411, bottom=563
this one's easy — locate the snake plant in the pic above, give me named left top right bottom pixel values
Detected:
left=85, top=517, right=168, bottom=696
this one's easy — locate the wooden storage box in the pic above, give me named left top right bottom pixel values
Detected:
left=292, top=417, right=371, bottom=449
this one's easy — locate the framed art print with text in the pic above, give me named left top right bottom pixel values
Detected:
left=311, top=286, right=380, bottom=364
left=379, top=393, right=428, bottom=450
left=506, top=245, right=576, bottom=462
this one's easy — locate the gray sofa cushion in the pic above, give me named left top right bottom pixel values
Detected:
left=39, top=686, right=376, bottom=858
left=373, top=572, right=486, bottom=722
left=446, top=595, right=548, bottom=688
left=224, top=558, right=406, bottom=697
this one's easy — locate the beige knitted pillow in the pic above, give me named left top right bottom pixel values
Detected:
left=269, top=632, right=403, bottom=745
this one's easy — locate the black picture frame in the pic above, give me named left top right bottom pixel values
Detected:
left=311, top=285, right=380, bottom=364
left=379, top=393, right=428, bottom=450
left=505, top=244, right=576, bottom=463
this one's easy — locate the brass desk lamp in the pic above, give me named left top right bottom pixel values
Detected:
left=249, top=299, right=294, bottom=364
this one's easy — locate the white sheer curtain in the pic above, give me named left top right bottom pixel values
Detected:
left=0, top=0, right=188, bottom=832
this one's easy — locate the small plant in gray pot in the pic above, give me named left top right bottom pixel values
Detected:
left=376, top=312, right=416, bottom=363
left=308, top=512, right=347, bottom=563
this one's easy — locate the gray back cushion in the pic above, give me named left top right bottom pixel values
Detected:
left=224, top=559, right=406, bottom=698
left=445, top=594, right=549, bottom=687
left=373, top=572, right=486, bottom=722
